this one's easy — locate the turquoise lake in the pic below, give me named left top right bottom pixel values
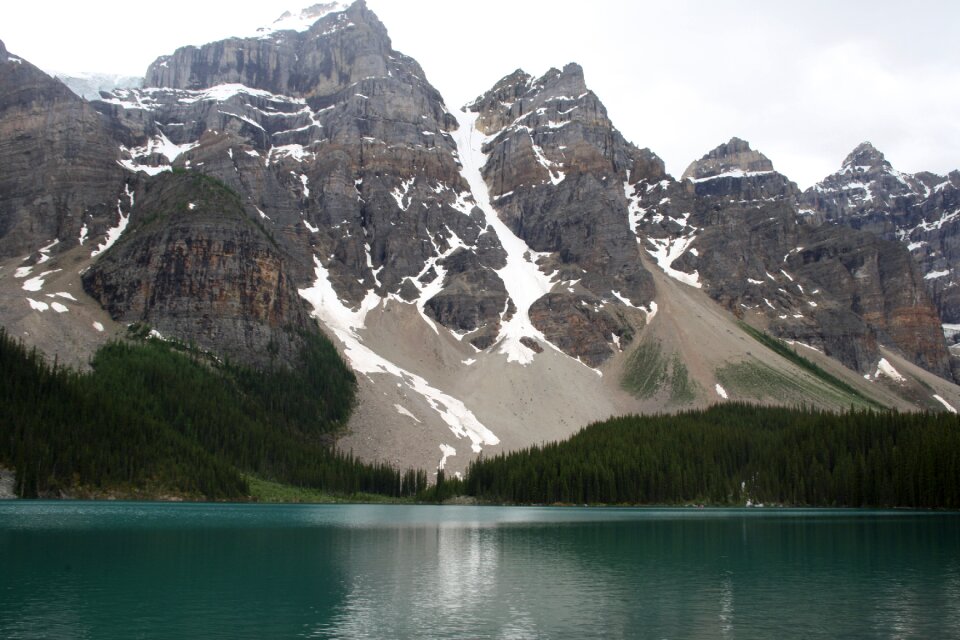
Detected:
left=1, top=503, right=958, bottom=638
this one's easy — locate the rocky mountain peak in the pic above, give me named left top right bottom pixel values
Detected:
left=261, top=2, right=352, bottom=35
left=803, top=141, right=960, bottom=335
left=144, top=0, right=393, bottom=99
left=681, top=137, right=775, bottom=181
left=535, top=62, right=587, bottom=97
left=841, top=141, right=889, bottom=170
left=0, top=39, right=7, bottom=57
left=469, top=62, right=600, bottom=137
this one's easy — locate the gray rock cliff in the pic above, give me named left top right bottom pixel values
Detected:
left=631, top=138, right=951, bottom=378
left=803, top=142, right=960, bottom=326
left=0, top=42, right=127, bottom=261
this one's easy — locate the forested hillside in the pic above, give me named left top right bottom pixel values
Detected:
left=0, top=328, right=427, bottom=499
left=435, top=404, right=960, bottom=508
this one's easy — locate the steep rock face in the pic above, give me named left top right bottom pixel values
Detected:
left=467, top=64, right=661, bottom=364
left=0, top=41, right=127, bottom=261
left=802, top=142, right=960, bottom=324
left=681, top=137, right=774, bottom=180
left=784, top=225, right=951, bottom=377
left=528, top=293, right=634, bottom=367
left=93, top=1, right=509, bottom=352
left=471, top=64, right=660, bottom=302
left=145, top=3, right=391, bottom=99
left=82, top=172, right=313, bottom=366
left=631, top=138, right=950, bottom=377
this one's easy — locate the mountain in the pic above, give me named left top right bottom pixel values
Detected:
left=631, top=137, right=951, bottom=379
left=1, top=2, right=959, bottom=478
left=802, top=144, right=960, bottom=353
left=0, top=39, right=127, bottom=260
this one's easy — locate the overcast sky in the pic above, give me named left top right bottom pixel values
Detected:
left=2, top=0, right=958, bottom=188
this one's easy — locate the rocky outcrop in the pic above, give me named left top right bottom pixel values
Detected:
left=802, top=142, right=960, bottom=324
left=82, top=172, right=314, bottom=366
left=631, top=138, right=951, bottom=378
left=529, top=293, right=634, bottom=367
left=89, top=1, right=510, bottom=354
left=784, top=224, right=951, bottom=377
left=681, top=137, right=774, bottom=180
left=465, top=63, right=660, bottom=364
left=469, top=64, right=660, bottom=306
left=0, top=41, right=127, bottom=260
left=146, top=1, right=403, bottom=105
left=423, top=248, right=509, bottom=348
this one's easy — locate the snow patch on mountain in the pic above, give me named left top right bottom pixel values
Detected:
left=91, top=197, right=131, bottom=257
left=118, top=131, right=198, bottom=175
left=934, top=394, right=958, bottom=414
left=438, top=444, right=456, bottom=470
left=22, top=269, right=59, bottom=292
left=451, top=108, right=556, bottom=365
left=299, top=257, right=499, bottom=453
left=874, top=358, right=906, bottom=383
left=689, top=169, right=774, bottom=183
left=646, top=235, right=701, bottom=288
left=251, top=3, right=350, bottom=38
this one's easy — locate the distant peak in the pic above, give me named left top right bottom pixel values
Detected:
left=0, top=39, right=6, bottom=56
left=722, top=137, right=752, bottom=153
left=842, top=141, right=889, bottom=170
left=682, top=138, right=774, bottom=180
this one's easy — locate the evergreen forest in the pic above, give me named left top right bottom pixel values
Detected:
left=0, top=328, right=427, bottom=499
left=4, top=326, right=960, bottom=508
left=431, top=404, right=960, bottom=508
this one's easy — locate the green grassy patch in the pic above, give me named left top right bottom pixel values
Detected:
left=668, top=355, right=699, bottom=405
left=621, top=340, right=667, bottom=398
left=739, top=323, right=879, bottom=408
left=246, top=476, right=420, bottom=504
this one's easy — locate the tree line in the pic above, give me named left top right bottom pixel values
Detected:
left=5, top=324, right=960, bottom=508
left=431, top=403, right=960, bottom=508
left=0, top=328, right=428, bottom=499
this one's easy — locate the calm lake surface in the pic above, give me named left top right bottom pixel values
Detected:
left=1, top=503, right=958, bottom=639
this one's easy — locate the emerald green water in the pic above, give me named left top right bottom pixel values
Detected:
left=1, top=503, right=958, bottom=639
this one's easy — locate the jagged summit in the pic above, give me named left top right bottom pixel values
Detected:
left=471, top=63, right=586, bottom=105
left=842, top=141, right=889, bottom=170
left=468, top=63, right=598, bottom=137
left=257, top=2, right=353, bottom=37
left=803, top=140, right=960, bottom=330
left=144, top=0, right=392, bottom=96
left=681, top=137, right=775, bottom=181
left=538, top=62, right=588, bottom=96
